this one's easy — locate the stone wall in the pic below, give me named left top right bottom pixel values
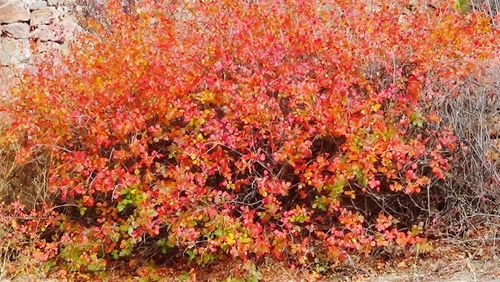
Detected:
left=0, top=0, right=80, bottom=96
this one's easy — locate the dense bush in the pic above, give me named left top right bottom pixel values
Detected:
left=1, top=0, right=498, bottom=275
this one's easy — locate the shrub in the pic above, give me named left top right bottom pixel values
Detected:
left=1, top=0, right=498, bottom=274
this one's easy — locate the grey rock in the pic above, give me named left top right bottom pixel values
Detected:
left=59, top=16, right=80, bottom=40
left=30, top=7, right=57, bottom=26
left=1, top=22, right=30, bottom=39
left=0, top=38, right=31, bottom=65
left=37, top=40, right=62, bottom=53
left=48, top=0, right=75, bottom=6
left=29, top=0, right=48, bottom=10
left=30, top=24, right=62, bottom=41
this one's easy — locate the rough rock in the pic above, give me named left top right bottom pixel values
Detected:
left=0, top=0, right=30, bottom=23
left=0, top=66, right=17, bottom=99
left=37, top=40, right=62, bottom=52
left=0, top=38, right=31, bottom=65
left=47, top=0, right=75, bottom=6
left=1, top=22, right=30, bottom=39
left=30, top=24, right=62, bottom=41
left=59, top=16, right=80, bottom=40
left=30, top=6, right=57, bottom=26
left=0, top=0, right=80, bottom=69
left=29, top=0, right=48, bottom=10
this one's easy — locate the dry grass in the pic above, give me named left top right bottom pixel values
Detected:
left=0, top=118, right=51, bottom=280
left=431, top=64, right=500, bottom=238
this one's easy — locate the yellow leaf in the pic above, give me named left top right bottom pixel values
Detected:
left=227, top=233, right=235, bottom=245
left=371, top=103, right=381, bottom=112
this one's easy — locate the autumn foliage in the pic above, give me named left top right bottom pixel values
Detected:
left=0, top=0, right=498, bottom=274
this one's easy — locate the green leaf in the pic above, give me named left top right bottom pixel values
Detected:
left=119, top=248, right=131, bottom=257
left=79, top=206, right=87, bottom=216
left=247, top=263, right=262, bottom=282
left=455, top=0, right=469, bottom=13
left=177, top=272, right=190, bottom=282
left=410, top=112, right=425, bottom=128
left=354, top=168, right=368, bottom=186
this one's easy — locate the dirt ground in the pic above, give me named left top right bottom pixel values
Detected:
left=2, top=239, right=499, bottom=281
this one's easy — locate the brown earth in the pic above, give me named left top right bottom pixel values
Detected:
left=4, top=239, right=496, bottom=282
